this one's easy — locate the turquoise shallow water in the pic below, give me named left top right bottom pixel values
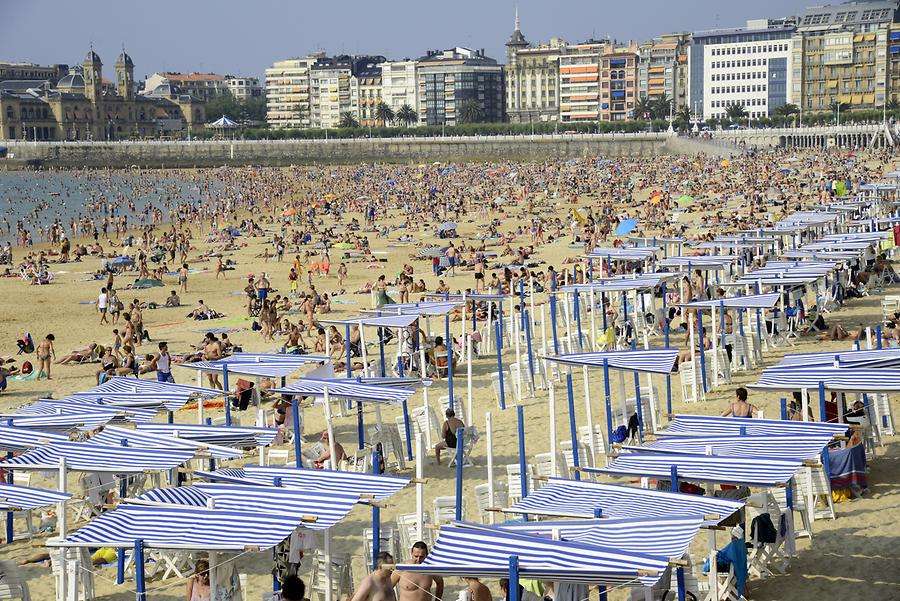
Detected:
left=0, top=171, right=214, bottom=244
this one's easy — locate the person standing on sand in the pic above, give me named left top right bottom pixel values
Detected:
left=36, top=334, right=55, bottom=380
left=350, top=552, right=395, bottom=601
left=178, top=263, right=189, bottom=293
left=98, top=287, right=109, bottom=324
left=391, top=542, right=443, bottom=601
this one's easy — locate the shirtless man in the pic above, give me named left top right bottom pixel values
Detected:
left=463, top=577, right=491, bottom=601
left=36, top=334, right=56, bottom=380
left=391, top=542, right=443, bottom=601
left=351, top=552, right=395, bottom=601
left=203, top=333, right=223, bottom=389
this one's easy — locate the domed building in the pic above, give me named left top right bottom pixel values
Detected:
left=0, top=47, right=205, bottom=141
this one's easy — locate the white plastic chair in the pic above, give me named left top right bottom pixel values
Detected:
left=473, top=482, right=508, bottom=523
left=447, top=426, right=479, bottom=468
left=746, top=491, right=789, bottom=578
left=363, top=526, right=397, bottom=574
left=433, top=496, right=462, bottom=525
left=397, top=512, right=432, bottom=550
left=505, top=463, right=535, bottom=504
left=0, top=559, right=31, bottom=601
left=559, top=440, right=593, bottom=475
left=309, top=550, right=353, bottom=601
left=266, top=449, right=291, bottom=466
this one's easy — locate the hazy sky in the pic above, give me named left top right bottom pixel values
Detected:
left=2, top=0, right=815, bottom=80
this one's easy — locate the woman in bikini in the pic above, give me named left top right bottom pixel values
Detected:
left=721, top=387, right=757, bottom=418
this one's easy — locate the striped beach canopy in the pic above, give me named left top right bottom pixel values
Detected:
left=136, top=424, right=278, bottom=448
left=270, top=378, right=415, bottom=402
left=587, top=247, right=659, bottom=260
left=558, top=279, right=662, bottom=293
left=0, top=482, right=71, bottom=510
left=753, top=366, right=900, bottom=392
left=775, top=349, right=900, bottom=369
left=134, top=483, right=360, bottom=530
left=0, top=441, right=195, bottom=472
left=663, top=414, right=850, bottom=437
left=16, top=398, right=157, bottom=424
left=239, top=465, right=409, bottom=501
left=684, top=293, right=780, bottom=310
left=0, top=425, right=68, bottom=451
left=193, top=468, right=248, bottom=484
left=178, top=353, right=331, bottom=379
left=333, top=376, right=432, bottom=389
left=0, top=412, right=113, bottom=432
left=87, top=425, right=242, bottom=460
left=422, top=293, right=509, bottom=301
left=397, top=522, right=668, bottom=586
left=319, top=314, right=421, bottom=328
left=633, top=433, right=833, bottom=461
left=493, top=515, right=703, bottom=559
left=366, top=301, right=462, bottom=316
left=508, top=478, right=743, bottom=525
left=544, top=349, right=679, bottom=374
left=658, top=256, right=739, bottom=268
left=588, top=451, right=803, bottom=486
left=65, top=392, right=194, bottom=412
left=781, top=250, right=858, bottom=261
left=69, top=377, right=223, bottom=411
left=60, top=504, right=299, bottom=550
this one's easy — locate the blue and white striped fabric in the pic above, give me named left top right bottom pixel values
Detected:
left=319, top=314, right=421, bottom=328
left=0, top=425, right=68, bottom=451
left=657, top=256, right=738, bottom=269
left=754, top=366, right=900, bottom=392
left=544, top=349, right=679, bottom=375
left=0, top=483, right=71, bottom=510
left=87, top=426, right=242, bottom=460
left=685, top=293, right=781, bottom=310
left=493, top=515, right=704, bottom=559
left=135, top=482, right=360, bottom=530
left=179, top=353, right=331, bottom=378
left=333, top=377, right=432, bottom=389
left=270, top=378, right=415, bottom=402
left=0, top=442, right=195, bottom=472
left=397, top=523, right=668, bottom=586
left=70, top=377, right=222, bottom=411
left=781, top=250, right=858, bottom=261
left=588, top=451, right=803, bottom=486
left=558, top=279, right=662, bottom=293
left=509, top=478, right=743, bottom=524
left=17, top=398, right=157, bottom=424
left=240, top=465, right=409, bottom=501
left=66, top=392, right=193, bottom=412
left=193, top=468, right=248, bottom=484
left=635, top=434, right=833, bottom=461
left=367, top=301, right=462, bottom=316
left=137, top=424, right=278, bottom=448
left=0, top=412, right=113, bottom=432
left=776, top=349, right=900, bottom=369
left=62, top=504, right=300, bottom=550
left=587, top=247, right=659, bottom=260
left=664, top=415, right=849, bottom=437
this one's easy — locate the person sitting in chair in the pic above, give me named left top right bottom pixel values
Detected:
left=434, top=408, right=465, bottom=464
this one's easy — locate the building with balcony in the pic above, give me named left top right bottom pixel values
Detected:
left=224, top=76, right=262, bottom=100
left=689, top=19, right=796, bottom=120
left=265, top=56, right=320, bottom=129
left=790, top=1, right=899, bottom=112
left=378, top=60, right=418, bottom=117
left=600, top=43, right=640, bottom=121
left=637, top=33, right=691, bottom=109
left=350, top=56, right=386, bottom=127
left=558, top=39, right=608, bottom=122
left=416, top=47, right=504, bottom=126
left=504, top=10, right=566, bottom=123
left=144, top=72, right=229, bottom=101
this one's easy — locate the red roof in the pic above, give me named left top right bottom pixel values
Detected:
left=164, top=72, right=226, bottom=82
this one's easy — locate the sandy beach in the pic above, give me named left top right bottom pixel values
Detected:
left=1, top=152, right=898, bottom=601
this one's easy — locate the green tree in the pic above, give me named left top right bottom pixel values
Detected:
left=396, top=104, right=417, bottom=127
left=205, top=94, right=242, bottom=122
left=774, top=103, right=799, bottom=117
left=458, top=99, right=484, bottom=124
left=887, top=98, right=900, bottom=112
left=374, top=102, right=395, bottom=126
left=339, top=112, right=359, bottom=128
left=651, top=94, right=672, bottom=120
left=633, top=95, right=654, bottom=120
left=725, top=102, right=747, bottom=121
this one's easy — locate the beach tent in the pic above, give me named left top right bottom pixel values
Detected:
left=1, top=482, right=72, bottom=543
left=661, top=414, right=850, bottom=437
left=0, top=441, right=195, bottom=473
left=204, top=465, right=411, bottom=501
left=88, top=425, right=242, bottom=461
left=136, top=423, right=278, bottom=449
left=0, top=412, right=113, bottom=432
left=636, top=434, right=834, bottom=461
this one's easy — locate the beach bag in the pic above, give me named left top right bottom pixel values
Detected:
left=21, top=361, right=32, bottom=374
left=611, top=425, right=627, bottom=443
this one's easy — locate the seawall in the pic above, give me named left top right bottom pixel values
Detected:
left=1, top=133, right=737, bottom=169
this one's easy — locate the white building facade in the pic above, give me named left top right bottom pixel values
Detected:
left=378, top=60, right=418, bottom=114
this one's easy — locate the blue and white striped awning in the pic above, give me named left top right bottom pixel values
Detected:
left=558, top=279, right=662, bottom=293
left=0, top=483, right=71, bottom=510
left=203, top=466, right=409, bottom=501
left=0, top=412, right=113, bottom=432
left=544, top=349, right=679, bottom=374
left=776, top=349, right=900, bottom=369
left=134, top=482, right=360, bottom=530
left=69, top=378, right=223, bottom=411
left=333, top=376, right=432, bottom=389
left=684, top=293, right=780, bottom=309
left=754, top=366, right=900, bottom=392
left=781, top=250, right=857, bottom=261
left=657, top=256, right=738, bottom=269
left=87, top=426, right=242, bottom=460
left=15, top=398, right=157, bottom=424
left=270, top=378, right=415, bottom=402
left=319, top=314, right=421, bottom=328
left=136, top=424, right=278, bottom=448
left=588, top=451, right=803, bottom=487
left=396, top=523, right=668, bottom=586
left=178, top=353, right=331, bottom=378
left=587, top=247, right=659, bottom=260
left=0, top=425, right=68, bottom=451
left=635, top=434, right=833, bottom=461
left=59, top=504, right=300, bottom=550
left=493, top=515, right=704, bottom=559
left=367, top=301, right=462, bottom=316
left=663, top=415, right=849, bottom=437
left=0, top=441, right=195, bottom=472
left=508, top=478, right=743, bottom=524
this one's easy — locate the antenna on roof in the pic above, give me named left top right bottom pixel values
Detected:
left=515, top=4, right=520, bottom=30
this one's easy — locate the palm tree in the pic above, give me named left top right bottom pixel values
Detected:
left=725, top=102, right=748, bottom=122
left=651, top=94, right=672, bottom=120
left=396, top=104, right=417, bottom=127
left=774, top=103, right=799, bottom=117
left=459, top=99, right=484, bottom=124
left=633, top=95, right=654, bottom=120
left=828, top=100, right=850, bottom=114
left=887, top=98, right=900, bottom=112
left=339, top=112, right=359, bottom=128
left=374, top=102, right=395, bottom=127
left=675, top=106, right=691, bottom=123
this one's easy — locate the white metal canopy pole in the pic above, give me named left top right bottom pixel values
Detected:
left=589, top=288, right=598, bottom=351
left=466, top=334, right=474, bottom=426
left=540, top=304, right=549, bottom=388
left=688, top=311, right=698, bottom=403
left=415, top=434, right=425, bottom=540
left=57, top=457, right=68, bottom=601
left=324, top=525, right=334, bottom=601
left=485, top=412, right=496, bottom=524
left=360, top=326, right=370, bottom=378
left=514, top=316, right=523, bottom=404
left=548, top=381, right=558, bottom=474
left=197, top=370, right=204, bottom=424
left=711, top=305, right=719, bottom=389
left=582, top=366, right=596, bottom=466
left=643, top=330, right=659, bottom=433
left=323, top=387, right=338, bottom=470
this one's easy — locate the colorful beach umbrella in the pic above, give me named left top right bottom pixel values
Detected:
left=615, top=218, right=638, bottom=236
left=677, top=194, right=694, bottom=207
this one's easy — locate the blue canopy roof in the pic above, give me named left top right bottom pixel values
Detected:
left=319, top=314, right=421, bottom=328
left=0, top=483, right=72, bottom=510
left=396, top=522, right=669, bottom=586
left=634, top=433, right=833, bottom=461
left=775, top=349, right=900, bottom=369
left=543, top=349, right=679, bottom=375
left=0, top=425, right=69, bottom=451
left=0, top=441, right=195, bottom=473
left=663, top=414, right=848, bottom=437
left=137, top=424, right=278, bottom=448
left=88, top=425, right=242, bottom=460
left=753, top=366, right=900, bottom=392
left=508, top=478, right=743, bottom=525
left=1, top=412, right=113, bottom=432
left=684, top=293, right=781, bottom=310
left=270, top=377, right=415, bottom=402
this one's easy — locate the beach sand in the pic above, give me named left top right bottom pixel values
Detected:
left=1, top=161, right=898, bottom=601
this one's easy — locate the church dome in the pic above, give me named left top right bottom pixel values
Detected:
left=84, top=50, right=102, bottom=65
